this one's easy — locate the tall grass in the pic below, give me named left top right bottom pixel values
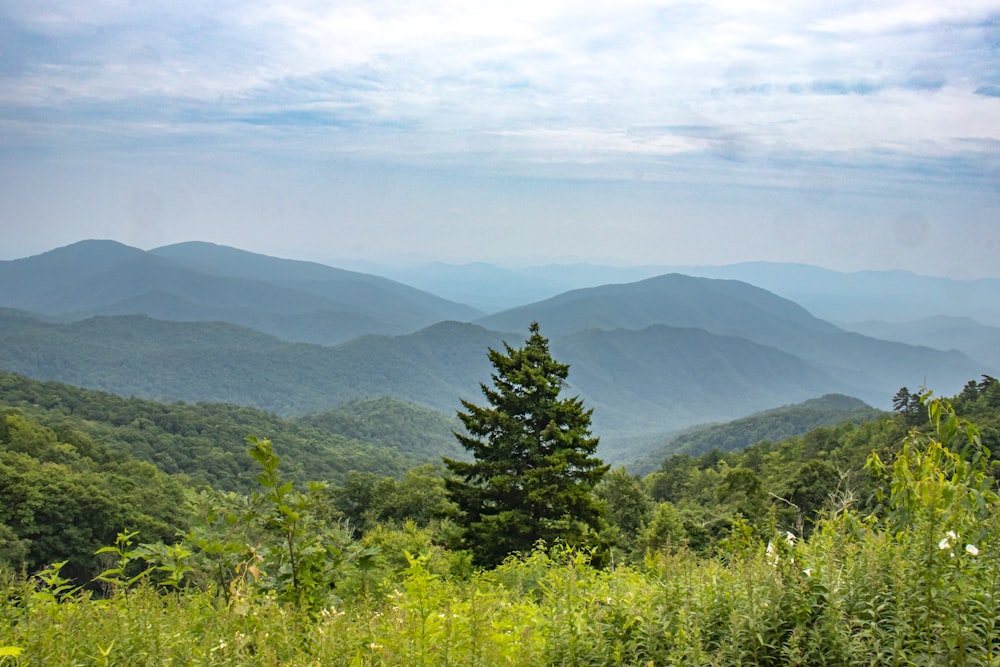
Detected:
left=3, top=398, right=999, bottom=665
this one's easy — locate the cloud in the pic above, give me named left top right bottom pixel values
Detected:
left=803, top=79, right=884, bottom=95
left=1, top=1, right=999, bottom=179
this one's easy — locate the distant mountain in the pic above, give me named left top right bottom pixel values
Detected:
left=550, top=325, right=847, bottom=434
left=628, top=394, right=885, bottom=475
left=1, top=243, right=989, bottom=462
left=0, top=240, right=482, bottom=344
left=367, top=261, right=666, bottom=313
left=841, top=316, right=1000, bottom=373
left=0, top=311, right=862, bottom=453
left=0, top=311, right=501, bottom=416
left=671, top=262, right=1000, bottom=328
left=477, top=273, right=838, bottom=341
left=477, top=273, right=981, bottom=402
left=365, top=259, right=1000, bottom=326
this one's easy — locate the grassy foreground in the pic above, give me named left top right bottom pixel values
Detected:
left=3, top=399, right=1000, bottom=666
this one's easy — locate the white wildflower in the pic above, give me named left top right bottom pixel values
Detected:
left=939, top=530, right=959, bottom=550
left=785, top=531, right=796, bottom=546
left=803, top=568, right=813, bottom=577
left=966, top=544, right=979, bottom=556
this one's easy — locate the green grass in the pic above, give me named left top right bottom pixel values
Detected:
left=4, top=396, right=1000, bottom=665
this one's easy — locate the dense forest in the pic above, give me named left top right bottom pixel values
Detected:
left=3, top=357, right=1000, bottom=662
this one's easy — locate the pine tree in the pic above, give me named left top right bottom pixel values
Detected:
left=443, top=322, right=608, bottom=566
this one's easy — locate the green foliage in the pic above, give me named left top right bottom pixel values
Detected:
left=93, top=530, right=152, bottom=595
left=333, top=465, right=459, bottom=534
left=645, top=410, right=912, bottom=549
left=299, top=397, right=468, bottom=462
left=141, top=436, right=380, bottom=612
left=0, top=369, right=443, bottom=492
left=245, top=435, right=365, bottom=609
left=594, top=467, right=653, bottom=557
left=445, top=323, right=609, bottom=566
left=0, top=413, right=188, bottom=581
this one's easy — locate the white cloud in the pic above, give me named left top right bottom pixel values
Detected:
left=2, top=0, right=999, bottom=244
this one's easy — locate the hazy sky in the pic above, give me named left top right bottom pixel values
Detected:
left=2, top=1, right=999, bottom=277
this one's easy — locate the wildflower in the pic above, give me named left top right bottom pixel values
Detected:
left=766, top=541, right=778, bottom=565
left=803, top=568, right=813, bottom=577
left=966, top=544, right=979, bottom=556
left=785, top=531, right=796, bottom=546
left=939, top=531, right=958, bottom=550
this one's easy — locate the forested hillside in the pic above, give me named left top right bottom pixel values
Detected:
left=628, top=393, right=884, bottom=474
left=0, top=370, right=452, bottom=490
left=0, top=306, right=932, bottom=450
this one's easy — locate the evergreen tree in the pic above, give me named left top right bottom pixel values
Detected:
left=444, top=322, right=608, bottom=567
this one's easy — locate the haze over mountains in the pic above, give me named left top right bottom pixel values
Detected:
left=0, top=240, right=993, bottom=462
left=366, top=260, right=1000, bottom=328
left=0, top=240, right=481, bottom=345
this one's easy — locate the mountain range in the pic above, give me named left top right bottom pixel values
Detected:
left=0, top=240, right=481, bottom=345
left=0, top=240, right=993, bottom=462
left=363, top=259, right=1000, bottom=327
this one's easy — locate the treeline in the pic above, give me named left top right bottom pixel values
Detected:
left=629, top=376, right=1000, bottom=555
left=0, top=370, right=460, bottom=492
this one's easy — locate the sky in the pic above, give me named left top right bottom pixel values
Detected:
left=1, top=1, right=999, bottom=278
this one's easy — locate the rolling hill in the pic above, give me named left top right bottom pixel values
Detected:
left=0, top=310, right=862, bottom=445
left=0, top=369, right=456, bottom=491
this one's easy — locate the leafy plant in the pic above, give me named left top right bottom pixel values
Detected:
left=93, top=530, right=152, bottom=596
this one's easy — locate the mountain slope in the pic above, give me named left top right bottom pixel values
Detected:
left=0, top=240, right=482, bottom=344
left=149, top=241, right=483, bottom=326
left=476, top=273, right=982, bottom=402
left=477, top=273, right=838, bottom=342
left=0, top=312, right=856, bottom=444
left=678, top=262, right=1000, bottom=328
left=629, top=394, right=885, bottom=475
left=296, top=396, right=467, bottom=462
left=842, top=316, right=1000, bottom=373
left=371, top=259, right=1000, bottom=326
left=550, top=325, right=848, bottom=433
left=0, top=370, right=453, bottom=491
